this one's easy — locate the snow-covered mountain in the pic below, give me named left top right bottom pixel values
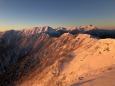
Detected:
left=20, top=26, right=60, bottom=37
left=79, top=25, right=97, bottom=32
left=0, top=25, right=98, bottom=40
left=55, top=25, right=97, bottom=35
left=55, top=27, right=68, bottom=35
left=56, top=27, right=67, bottom=31
left=1, top=25, right=115, bottom=86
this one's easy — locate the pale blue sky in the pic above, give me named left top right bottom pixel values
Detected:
left=0, top=0, right=115, bottom=31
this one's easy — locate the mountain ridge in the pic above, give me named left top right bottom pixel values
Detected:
left=0, top=25, right=115, bottom=86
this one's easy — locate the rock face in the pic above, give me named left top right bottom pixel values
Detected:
left=0, top=25, right=115, bottom=86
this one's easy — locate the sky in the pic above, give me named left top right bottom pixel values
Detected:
left=0, top=0, right=115, bottom=31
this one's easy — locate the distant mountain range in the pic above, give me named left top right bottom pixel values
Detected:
left=0, top=25, right=97, bottom=37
